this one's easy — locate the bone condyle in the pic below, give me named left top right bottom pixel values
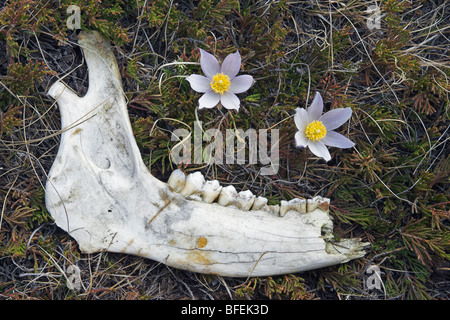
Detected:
left=45, top=31, right=368, bottom=277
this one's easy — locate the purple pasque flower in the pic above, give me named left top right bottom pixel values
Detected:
left=186, top=49, right=254, bottom=111
left=294, top=92, right=355, bottom=162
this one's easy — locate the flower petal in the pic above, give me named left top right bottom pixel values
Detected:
left=220, top=50, right=241, bottom=79
left=199, top=91, right=221, bottom=109
left=308, top=141, right=331, bottom=162
left=320, top=107, right=352, bottom=131
left=186, top=74, right=212, bottom=93
left=321, top=131, right=355, bottom=148
left=229, top=75, right=254, bottom=93
left=294, top=108, right=309, bottom=131
left=295, top=131, right=308, bottom=147
left=200, top=49, right=220, bottom=79
left=220, top=92, right=240, bottom=110
left=307, top=92, right=324, bottom=121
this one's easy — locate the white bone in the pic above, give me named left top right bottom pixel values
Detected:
left=202, top=180, right=222, bottom=203
left=45, top=31, right=368, bottom=277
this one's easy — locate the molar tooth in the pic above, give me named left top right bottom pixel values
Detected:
left=180, top=172, right=205, bottom=199
left=279, top=198, right=307, bottom=216
left=167, top=169, right=186, bottom=193
left=298, top=199, right=307, bottom=213
left=306, top=196, right=330, bottom=212
left=202, top=180, right=222, bottom=203
left=251, top=196, right=268, bottom=211
left=279, top=200, right=289, bottom=217
left=217, top=185, right=238, bottom=207
left=235, top=190, right=256, bottom=211
left=267, top=204, right=280, bottom=216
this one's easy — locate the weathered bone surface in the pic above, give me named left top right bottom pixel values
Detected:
left=45, top=31, right=368, bottom=277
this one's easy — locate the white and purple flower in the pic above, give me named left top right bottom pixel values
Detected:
left=294, top=92, right=355, bottom=162
left=186, top=49, right=254, bottom=111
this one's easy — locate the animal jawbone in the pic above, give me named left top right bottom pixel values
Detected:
left=45, top=31, right=368, bottom=277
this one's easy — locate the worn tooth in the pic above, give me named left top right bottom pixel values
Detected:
left=251, top=196, right=268, bottom=211
left=167, top=169, right=186, bottom=193
left=279, top=198, right=307, bottom=217
left=306, top=196, right=330, bottom=213
left=279, top=200, right=289, bottom=217
left=298, top=199, right=307, bottom=213
left=235, top=190, right=256, bottom=211
left=202, top=180, right=222, bottom=204
left=280, top=198, right=306, bottom=217
left=319, top=196, right=331, bottom=211
left=180, top=172, right=205, bottom=199
left=267, top=204, right=279, bottom=216
left=217, top=185, right=238, bottom=207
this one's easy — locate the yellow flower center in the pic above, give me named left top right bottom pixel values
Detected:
left=305, top=120, right=327, bottom=141
left=210, top=73, right=231, bottom=95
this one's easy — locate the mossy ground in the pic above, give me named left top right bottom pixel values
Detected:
left=0, top=0, right=448, bottom=300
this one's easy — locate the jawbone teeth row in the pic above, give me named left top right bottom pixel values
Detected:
left=167, top=169, right=330, bottom=215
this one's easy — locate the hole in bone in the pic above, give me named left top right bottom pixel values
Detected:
left=321, top=223, right=333, bottom=238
